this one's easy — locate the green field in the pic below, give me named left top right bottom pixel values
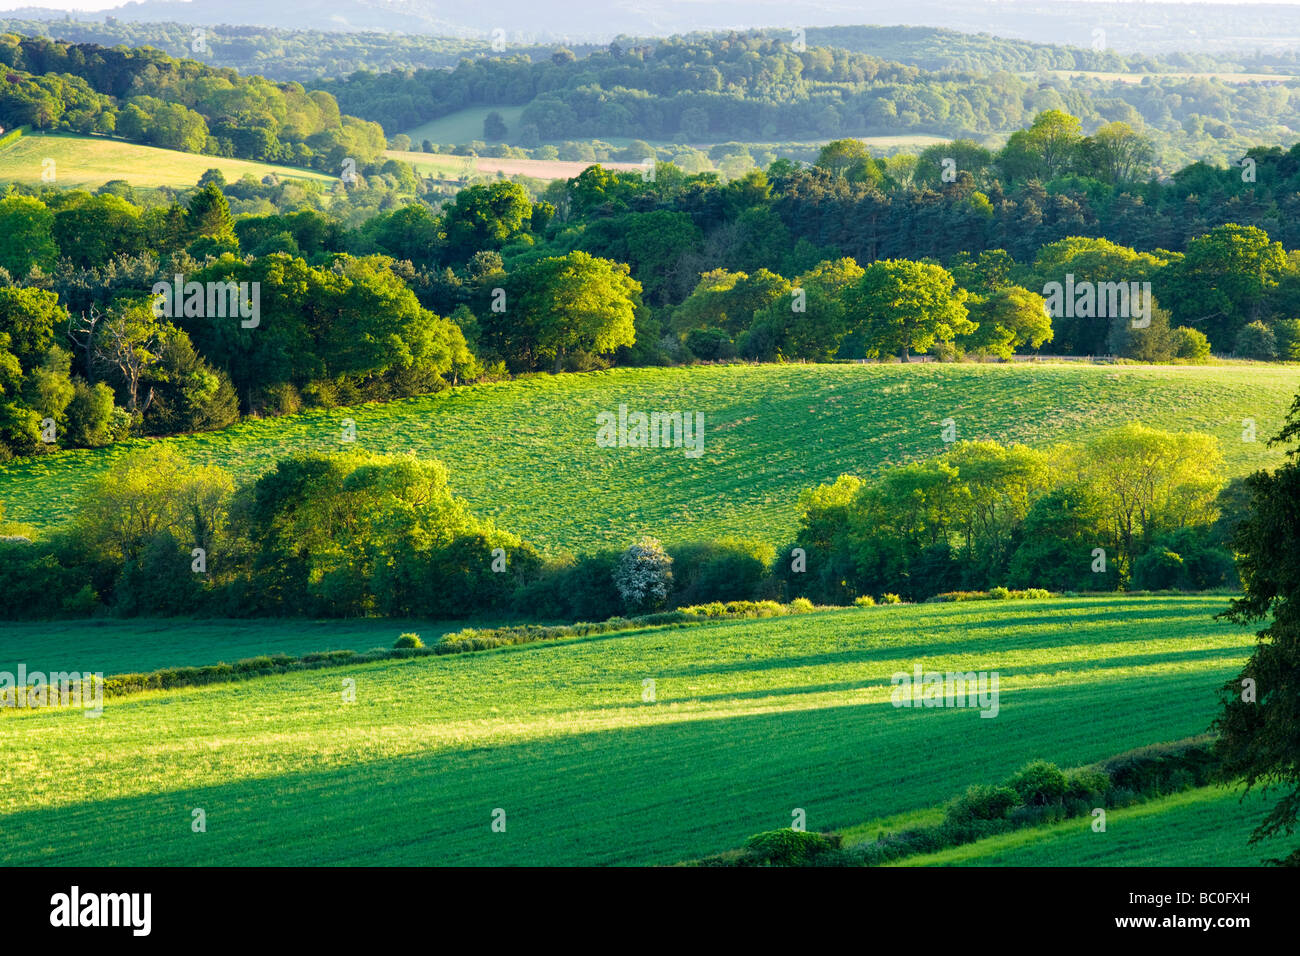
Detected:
left=0, top=132, right=335, bottom=190
left=594, top=133, right=953, bottom=152
left=403, top=106, right=529, bottom=145
left=383, top=147, right=641, bottom=182
left=892, top=786, right=1277, bottom=867
left=3, top=363, right=1297, bottom=553
left=400, top=107, right=950, bottom=154
left=0, top=595, right=1272, bottom=866
left=0, top=616, right=525, bottom=678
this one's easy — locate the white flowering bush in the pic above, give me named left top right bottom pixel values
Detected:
left=613, top=537, right=674, bottom=612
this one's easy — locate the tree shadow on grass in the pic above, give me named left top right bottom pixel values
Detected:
left=0, top=668, right=1235, bottom=867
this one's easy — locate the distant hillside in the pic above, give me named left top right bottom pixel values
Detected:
left=10, top=1, right=1300, bottom=55
left=319, top=31, right=1300, bottom=169
left=804, top=24, right=1300, bottom=74
left=0, top=17, right=606, bottom=82
left=4, top=18, right=1290, bottom=84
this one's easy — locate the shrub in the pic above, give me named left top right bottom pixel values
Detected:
left=684, top=327, right=735, bottom=361
left=681, top=601, right=726, bottom=617
left=613, top=537, right=673, bottom=612
left=1008, top=802, right=1069, bottom=828
left=743, top=829, right=838, bottom=866
left=1007, top=760, right=1068, bottom=806
left=1171, top=326, right=1212, bottom=362
left=930, top=589, right=1038, bottom=602
left=880, top=593, right=902, bottom=604
left=854, top=595, right=876, bottom=607
left=63, top=379, right=119, bottom=447
left=394, top=633, right=423, bottom=649
left=806, top=846, right=859, bottom=867
left=681, top=599, right=785, bottom=618
left=945, top=784, right=1020, bottom=823
left=1131, top=530, right=1236, bottom=591
left=112, top=529, right=204, bottom=616
left=512, top=550, right=621, bottom=621
left=1131, top=548, right=1185, bottom=590
left=667, top=537, right=776, bottom=606
left=1234, top=320, right=1278, bottom=360
left=790, top=597, right=815, bottom=612
left=301, top=380, right=341, bottom=409
left=1103, top=738, right=1217, bottom=795
left=1064, top=766, right=1111, bottom=801
left=1273, top=318, right=1300, bottom=361
left=928, top=590, right=991, bottom=602
left=61, top=583, right=100, bottom=616
left=930, top=340, right=964, bottom=362
left=891, top=826, right=949, bottom=856
left=259, top=382, right=302, bottom=416
left=1108, top=786, right=1140, bottom=809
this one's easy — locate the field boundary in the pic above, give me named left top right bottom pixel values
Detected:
left=692, top=736, right=1223, bottom=867
left=9, top=600, right=860, bottom=703
left=4, top=592, right=1079, bottom=702
left=0, top=125, right=28, bottom=151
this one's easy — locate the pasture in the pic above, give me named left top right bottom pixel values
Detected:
left=0, top=595, right=1266, bottom=866
left=0, top=132, right=335, bottom=190
left=0, top=617, right=520, bottom=678
left=402, top=106, right=529, bottom=146
left=384, top=147, right=643, bottom=182
left=2, top=363, right=1297, bottom=553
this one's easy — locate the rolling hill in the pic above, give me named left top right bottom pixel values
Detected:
left=0, top=132, right=336, bottom=191
left=0, top=595, right=1274, bottom=866
left=2, top=363, right=1297, bottom=554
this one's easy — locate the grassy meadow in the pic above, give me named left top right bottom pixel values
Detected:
left=402, top=106, right=529, bottom=145
left=399, top=106, right=950, bottom=156
left=890, top=786, right=1277, bottom=867
left=0, top=132, right=335, bottom=190
left=3, top=362, right=1297, bottom=553
left=383, top=146, right=642, bottom=182
left=0, top=595, right=1271, bottom=866
left=0, top=617, right=530, bottom=678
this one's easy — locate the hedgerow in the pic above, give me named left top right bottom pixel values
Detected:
left=692, top=737, right=1218, bottom=867
left=93, top=600, right=831, bottom=699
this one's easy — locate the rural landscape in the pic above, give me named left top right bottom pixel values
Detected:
left=1, top=0, right=1300, bottom=891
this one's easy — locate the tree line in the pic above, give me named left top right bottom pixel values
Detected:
left=323, top=31, right=1299, bottom=169
left=0, top=33, right=386, bottom=170
left=5, top=110, right=1300, bottom=461
left=0, top=418, right=1252, bottom=623
left=4, top=19, right=1282, bottom=85
left=780, top=427, right=1241, bottom=605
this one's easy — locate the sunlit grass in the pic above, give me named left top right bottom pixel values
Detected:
left=0, top=131, right=333, bottom=190
left=889, top=786, right=1278, bottom=866
left=3, top=363, right=1296, bottom=553
left=0, top=595, right=1258, bottom=866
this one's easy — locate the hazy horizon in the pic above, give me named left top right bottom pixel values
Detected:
left=8, top=0, right=1300, bottom=12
